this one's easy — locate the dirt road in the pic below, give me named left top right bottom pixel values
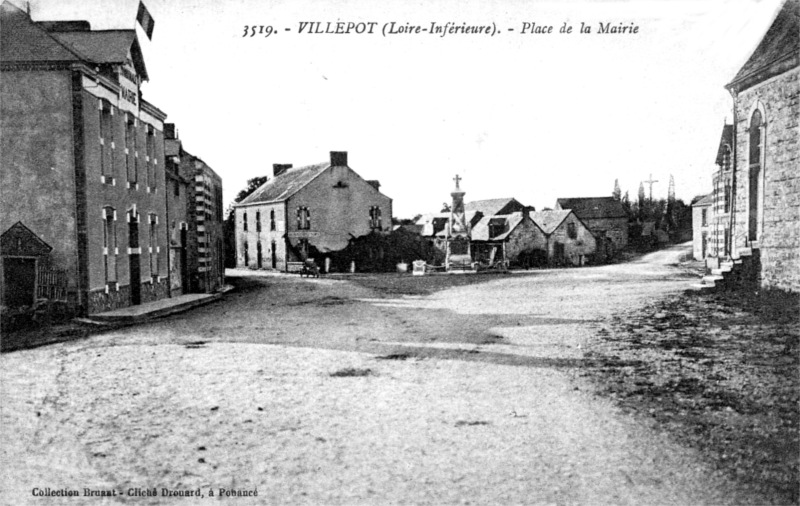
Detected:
left=1, top=245, right=762, bottom=505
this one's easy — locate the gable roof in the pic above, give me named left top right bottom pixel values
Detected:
left=727, top=0, right=800, bottom=92
left=471, top=212, right=527, bottom=241
left=1, top=221, right=52, bottom=256
left=464, top=198, right=524, bottom=217
left=0, top=1, right=83, bottom=62
left=693, top=194, right=714, bottom=207
left=0, top=1, right=148, bottom=79
left=237, top=162, right=330, bottom=206
left=556, top=197, right=627, bottom=220
left=51, top=30, right=148, bottom=80
left=530, top=210, right=572, bottom=235
left=715, top=124, right=734, bottom=166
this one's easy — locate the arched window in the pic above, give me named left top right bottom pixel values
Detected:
left=748, top=109, right=763, bottom=242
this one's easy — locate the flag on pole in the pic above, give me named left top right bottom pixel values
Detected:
left=136, top=1, right=155, bottom=40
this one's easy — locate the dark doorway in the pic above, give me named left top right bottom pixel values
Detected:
left=3, top=257, right=36, bottom=308
left=129, top=215, right=141, bottom=305
left=257, top=242, right=263, bottom=269
left=271, top=241, right=277, bottom=269
left=180, top=226, right=189, bottom=291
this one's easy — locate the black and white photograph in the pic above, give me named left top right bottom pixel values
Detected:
left=1, top=0, right=798, bottom=504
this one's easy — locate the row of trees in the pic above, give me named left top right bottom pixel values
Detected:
left=613, top=176, right=692, bottom=240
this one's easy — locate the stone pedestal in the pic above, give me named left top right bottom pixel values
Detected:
left=446, top=175, right=472, bottom=271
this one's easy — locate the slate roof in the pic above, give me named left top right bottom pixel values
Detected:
left=464, top=198, right=523, bottom=217
left=693, top=194, right=714, bottom=207
left=471, top=212, right=525, bottom=241
left=0, top=2, right=148, bottom=79
left=530, top=210, right=571, bottom=235
left=237, top=163, right=329, bottom=206
left=52, top=30, right=148, bottom=80
left=556, top=197, right=627, bottom=220
left=715, top=124, right=734, bottom=166
left=727, top=0, right=799, bottom=92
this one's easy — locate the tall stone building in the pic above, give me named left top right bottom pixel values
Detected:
left=234, top=151, right=392, bottom=272
left=709, top=125, right=734, bottom=259
left=725, top=0, right=799, bottom=292
left=0, top=2, right=170, bottom=314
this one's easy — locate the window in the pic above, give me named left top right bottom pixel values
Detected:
left=369, top=206, right=382, bottom=230
left=724, top=184, right=731, bottom=213
left=125, top=114, right=137, bottom=185
left=297, top=206, right=311, bottom=230
left=243, top=212, right=248, bottom=231
left=99, top=100, right=114, bottom=181
left=748, top=109, right=763, bottom=242
left=270, top=209, right=276, bottom=231
left=149, top=214, right=159, bottom=279
left=701, top=209, right=707, bottom=227
left=243, top=241, right=249, bottom=266
left=721, top=145, right=731, bottom=171
left=146, top=126, right=156, bottom=191
left=256, top=211, right=261, bottom=232
left=173, top=179, right=180, bottom=197
left=103, top=207, right=117, bottom=284
left=567, top=221, right=577, bottom=239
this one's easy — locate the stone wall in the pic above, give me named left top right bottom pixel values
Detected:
left=0, top=70, right=79, bottom=298
left=732, top=68, right=799, bottom=292
left=580, top=217, right=628, bottom=252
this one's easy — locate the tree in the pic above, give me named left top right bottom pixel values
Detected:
left=612, top=179, right=621, bottom=201
left=224, top=175, right=269, bottom=267
left=638, top=182, right=646, bottom=220
left=666, top=175, right=677, bottom=230
left=621, top=190, right=631, bottom=217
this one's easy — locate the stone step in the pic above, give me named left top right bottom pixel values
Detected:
left=701, top=275, right=723, bottom=286
left=711, top=265, right=732, bottom=275
left=738, top=247, right=752, bottom=257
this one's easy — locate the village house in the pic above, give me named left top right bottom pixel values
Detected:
left=692, top=194, right=714, bottom=261
left=0, top=2, right=170, bottom=314
left=555, top=197, right=629, bottom=253
left=709, top=125, right=734, bottom=261
left=164, top=125, right=191, bottom=297
left=724, top=0, right=799, bottom=292
left=234, top=151, right=392, bottom=272
left=470, top=208, right=539, bottom=267
left=417, top=198, right=527, bottom=261
left=529, top=210, right=597, bottom=266
left=165, top=124, right=225, bottom=294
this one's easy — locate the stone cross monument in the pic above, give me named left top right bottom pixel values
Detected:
left=446, top=174, right=472, bottom=271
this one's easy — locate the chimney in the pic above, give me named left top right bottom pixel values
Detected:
left=330, top=151, right=348, bottom=167
left=273, top=164, right=292, bottom=177
left=366, top=180, right=380, bottom=191
left=522, top=206, right=533, bottom=220
left=164, top=123, right=177, bottom=140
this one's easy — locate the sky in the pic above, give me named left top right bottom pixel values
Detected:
left=27, top=0, right=787, bottom=218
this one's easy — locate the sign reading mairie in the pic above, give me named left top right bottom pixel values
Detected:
left=118, top=56, right=139, bottom=107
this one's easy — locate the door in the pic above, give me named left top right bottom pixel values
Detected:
left=180, top=227, right=189, bottom=291
left=3, top=257, right=36, bottom=308
left=271, top=241, right=277, bottom=269
left=129, top=216, right=141, bottom=305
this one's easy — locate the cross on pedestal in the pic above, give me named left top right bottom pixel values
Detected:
left=643, top=173, right=659, bottom=202
left=453, top=174, right=462, bottom=190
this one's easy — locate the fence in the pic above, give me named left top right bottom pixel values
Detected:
left=36, top=264, right=68, bottom=301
